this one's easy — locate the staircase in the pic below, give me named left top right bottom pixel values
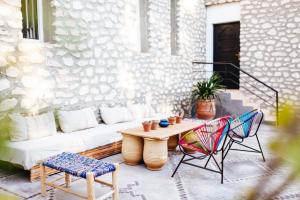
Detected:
left=216, top=90, right=276, bottom=122
left=192, top=61, right=279, bottom=124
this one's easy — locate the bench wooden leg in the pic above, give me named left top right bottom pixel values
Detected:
left=86, top=173, right=95, bottom=200
left=40, top=163, right=47, bottom=197
left=65, top=173, right=71, bottom=188
left=112, top=164, right=120, bottom=200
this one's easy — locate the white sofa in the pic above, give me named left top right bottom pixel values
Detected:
left=2, top=115, right=163, bottom=170
left=2, top=104, right=164, bottom=174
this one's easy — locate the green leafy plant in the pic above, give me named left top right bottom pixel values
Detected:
left=191, top=73, right=224, bottom=102
left=0, top=73, right=17, bottom=200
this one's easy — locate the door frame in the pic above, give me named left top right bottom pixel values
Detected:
left=205, top=2, right=240, bottom=78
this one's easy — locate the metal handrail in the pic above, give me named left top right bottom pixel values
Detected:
left=193, top=70, right=276, bottom=102
left=192, top=61, right=279, bottom=125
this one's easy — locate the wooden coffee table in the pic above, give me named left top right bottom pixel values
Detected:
left=119, top=120, right=204, bottom=170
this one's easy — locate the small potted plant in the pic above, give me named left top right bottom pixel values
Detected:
left=142, top=121, right=152, bottom=132
left=191, top=73, right=224, bottom=120
left=151, top=120, right=159, bottom=130
left=168, top=117, right=176, bottom=125
left=175, top=116, right=182, bottom=124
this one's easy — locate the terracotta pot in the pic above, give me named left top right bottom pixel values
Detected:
left=142, top=121, right=152, bottom=132
left=143, top=138, right=168, bottom=170
left=122, top=134, right=144, bottom=165
left=196, top=100, right=216, bottom=120
left=151, top=120, right=159, bottom=130
left=175, top=116, right=182, bottom=124
left=168, top=117, right=176, bottom=125
left=168, top=135, right=179, bottom=151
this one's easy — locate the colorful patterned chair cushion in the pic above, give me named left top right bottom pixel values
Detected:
left=43, top=152, right=116, bottom=178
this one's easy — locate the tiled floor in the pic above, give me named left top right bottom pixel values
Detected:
left=0, top=124, right=299, bottom=200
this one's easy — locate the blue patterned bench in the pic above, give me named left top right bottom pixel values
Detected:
left=40, top=152, right=120, bottom=200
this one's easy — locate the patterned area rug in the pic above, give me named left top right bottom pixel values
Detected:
left=0, top=125, right=299, bottom=200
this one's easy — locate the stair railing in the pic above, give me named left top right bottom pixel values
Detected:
left=192, top=61, right=279, bottom=126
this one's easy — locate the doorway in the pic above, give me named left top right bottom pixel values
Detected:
left=213, top=22, right=240, bottom=89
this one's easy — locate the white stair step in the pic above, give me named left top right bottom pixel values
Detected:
left=219, top=89, right=277, bottom=123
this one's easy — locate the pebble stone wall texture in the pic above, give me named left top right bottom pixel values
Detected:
left=0, top=0, right=22, bottom=115
left=205, top=0, right=300, bottom=110
left=240, top=0, right=300, bottom=108
left=1, top=0, right=299, bottom=118
left=0, top=0, right=206, bottom=115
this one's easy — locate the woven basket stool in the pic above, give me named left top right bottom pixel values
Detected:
left=40, top=152, right=119, bottom=200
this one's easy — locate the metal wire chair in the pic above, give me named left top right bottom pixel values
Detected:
left=171, top=116, right=232, bottom=184
left=224, top=109, right=265, bottom=161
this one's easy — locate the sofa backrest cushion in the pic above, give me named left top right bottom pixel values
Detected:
left=100, top=107, right=133, bottom=125
left=128, top=104, right=156, bottom=119
left=26, top=112, right=57, bottom=140
left=9, top=112, right=57, bottom=141
left=57, top=107, right=98, bottom=133
left=9, top=114, right=28, bottom=142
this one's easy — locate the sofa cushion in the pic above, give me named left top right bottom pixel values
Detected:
left=57, top=107, right=98, bottom=133
left=9, top=114, right=28, bottom=142
left=128, top=104, right=156, bottom=119
left=26, top=112, right=57, bottom=140
left=9, top=112, right=57, bottom=141
left=100, top=107, right=133, bottom=125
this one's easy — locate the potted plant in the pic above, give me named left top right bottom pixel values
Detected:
left=191, top=73, right=224, bottom=120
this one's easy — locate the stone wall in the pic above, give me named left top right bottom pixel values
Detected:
left=0, top=0, right=206, bottom=115
left=3, top=0, right=298, bottom=118
left=240, top=0, right=300, bottom=106
left=0, top=0, right=22, bottom=114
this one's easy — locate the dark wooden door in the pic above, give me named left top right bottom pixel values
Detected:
left=213, top=22, right=240, bottom=89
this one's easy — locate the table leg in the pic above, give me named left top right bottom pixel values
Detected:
left=121, top=134, right=144, bottom=165
left=143, top=138, right=168, bottom=171
left=65, top=173, right=71, bottom=188
left=40, top=163, right=47, bottom=197
left=86, top=173, right=95, bottom=200
left=168, top=135, right=179, bottom=151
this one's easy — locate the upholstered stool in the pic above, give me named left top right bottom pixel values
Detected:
left=40, top=152, right=119, bottom=200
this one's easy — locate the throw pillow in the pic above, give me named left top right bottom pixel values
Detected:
left=100, top=106, right=133, bottom=124
left=57, top=107, right=98, bottom=133
left=128, top=104, right=156, bottom=119
left=9, top=114, right=28, bottom=142
left=26, top=112, right=57, bottom=140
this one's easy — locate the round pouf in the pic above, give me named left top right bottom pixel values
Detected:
left=143, top=138, right=168, bottom=170
left=122, top=134, right=144, bottom=165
